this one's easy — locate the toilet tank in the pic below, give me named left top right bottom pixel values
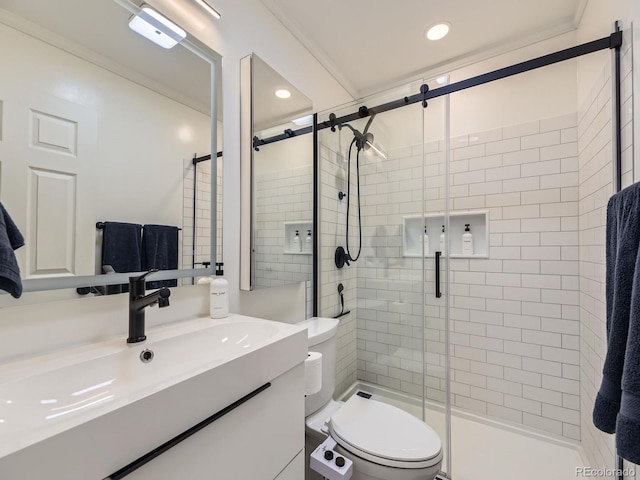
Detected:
left=296, top=317, right=339, bottom=416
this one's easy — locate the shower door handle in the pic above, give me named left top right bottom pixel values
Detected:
left=435, top=251, right=442, bottom=298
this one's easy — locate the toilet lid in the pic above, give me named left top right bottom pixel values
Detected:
left=329, top=394, right=442, bottom=468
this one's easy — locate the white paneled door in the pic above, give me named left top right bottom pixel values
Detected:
left=0, top=94, right=97, bottom=279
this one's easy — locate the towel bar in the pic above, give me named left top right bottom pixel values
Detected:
left=96, top=222, right=181, bottom=231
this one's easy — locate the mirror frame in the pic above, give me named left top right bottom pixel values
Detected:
left=240, top=54, right=252, bottom=291
left=14, top=0, right=219, bottom=294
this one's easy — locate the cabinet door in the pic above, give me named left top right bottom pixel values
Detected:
left=127, top=364, right=304, bottom=480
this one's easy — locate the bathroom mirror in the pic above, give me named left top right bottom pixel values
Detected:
left=0, top=0, right=222, bottom=304
left=240, top=53, right=314, bottom=291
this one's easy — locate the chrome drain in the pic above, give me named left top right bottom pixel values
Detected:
left=140, top=348, right=154, bottom=363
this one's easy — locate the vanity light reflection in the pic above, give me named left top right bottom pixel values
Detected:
left=71, top=379, right=115, bottom=397
left=45, top=394, right=115, bottom=421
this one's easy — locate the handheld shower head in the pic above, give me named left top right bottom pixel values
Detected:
left=362, top=132, right=375, bottom=151
left=331, top=110, right=380, bottom=269
left=333, top=110, right=377, bottom=152
left=338, top=122, right=371, bottom=151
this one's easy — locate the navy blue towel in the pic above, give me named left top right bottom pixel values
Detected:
left=142, top=224, right=178, bottom=289
left=593, top=182, right=640, bottom=463
left=0, top=202, right=24, bottom=298
left=101, top=222, right=143, bottom=293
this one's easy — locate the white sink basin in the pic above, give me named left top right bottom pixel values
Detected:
left=0, top=315, right=304, bottom=458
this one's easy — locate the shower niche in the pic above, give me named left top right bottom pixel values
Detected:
left=284, top=221, right=313, bottom=255
left=403, top=210, right=489, bottom=258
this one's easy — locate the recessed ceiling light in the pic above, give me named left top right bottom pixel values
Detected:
left=275, top=89, right=291, bottom=99
left=194, top=0, right=221, bottom=19
left=426, top=22, right=450, bottom=41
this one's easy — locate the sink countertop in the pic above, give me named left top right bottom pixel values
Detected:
left=0, top=314, right=306, bottom=459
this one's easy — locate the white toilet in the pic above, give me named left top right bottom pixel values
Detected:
left=298, top=317, right=443, bottom=480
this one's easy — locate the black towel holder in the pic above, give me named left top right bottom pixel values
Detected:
left=96, top=222, right=181, bottom=231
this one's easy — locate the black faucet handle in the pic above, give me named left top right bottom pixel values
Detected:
left=130, top=269, right=159, bottom=283
left=158, top=288, right=171, bottom=308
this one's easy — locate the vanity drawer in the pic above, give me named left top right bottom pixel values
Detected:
left=125, top=363, right=305, bottom=480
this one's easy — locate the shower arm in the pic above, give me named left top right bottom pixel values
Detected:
left=362, top=113, right=376, bottom=136
left=338, top=123, right=367, bottom=150
left=336, top=112, right=376, bottom=151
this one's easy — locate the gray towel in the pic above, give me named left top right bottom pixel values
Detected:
left=593, top=182, right=640, bottom=463
left=0, top=202, right=24, bottom=298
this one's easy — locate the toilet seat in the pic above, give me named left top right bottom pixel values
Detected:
left=329, top=394, right=442, bottom=469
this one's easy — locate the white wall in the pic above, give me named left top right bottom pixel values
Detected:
left=448, top=33, right=578, bottom=138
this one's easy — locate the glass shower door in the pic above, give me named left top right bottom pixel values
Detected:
left=421, top=82, right=452, bottom=476
left=317, top=77, right=452, bottom=477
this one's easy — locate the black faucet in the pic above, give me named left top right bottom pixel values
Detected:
left=128, top=270, right=171, bottom=343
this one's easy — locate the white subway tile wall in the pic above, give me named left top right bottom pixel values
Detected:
left=455, top=117, right=580, bottom=439
left=253, top=166, right=314, bottom=288
left=579, top=36, right=634, bottom=474
left=338, top=110, right=585, bottom=441
left=319, top=140, right=358, bottom=397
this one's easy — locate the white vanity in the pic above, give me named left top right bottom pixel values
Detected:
left=0, top=315, right=307, bottom=480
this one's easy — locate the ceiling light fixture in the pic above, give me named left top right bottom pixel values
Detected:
left=275, top=89, right=291, bottom=99
left=194, top=0, right=221, bottom=19
left=426, top=22, right=450, bottom=41
left=128, top=5, right=186, bottom=49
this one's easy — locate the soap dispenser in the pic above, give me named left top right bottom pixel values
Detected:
left=197, top=262, right=213, bottom=285
left=210, top=262, right=229, bottom=319
left=304, top=229, right=313, bottom=254
left=421, top=226, right=430, bottom=256
left=439, top=225, right=446, bottom=254
left=462, top=224, right=474, bottom=255
left=292, top=230, right=301, bottom=253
